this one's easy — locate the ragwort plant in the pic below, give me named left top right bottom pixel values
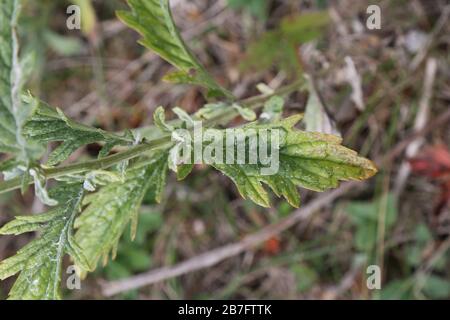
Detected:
left=0, top=0, right=377, bottom=299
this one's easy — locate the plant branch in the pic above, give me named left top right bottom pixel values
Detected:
left=0, top=79, right=305, bottom=195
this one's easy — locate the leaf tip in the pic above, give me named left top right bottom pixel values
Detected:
left=361, top=159, right=378, bottom=180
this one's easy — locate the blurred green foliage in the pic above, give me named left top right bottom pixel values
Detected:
left=291, top=263, right=318, bottom=293
left=227, top=0, right=269, bottom=20
left=43, top=31, right=84, bottom=56
left=346, top=193, right=397, bottom=253
left=346, top=195, right=450, bottom=300
left=381, top=223, right=450, bottom=299
left=241, top=12, right=329, bottom=77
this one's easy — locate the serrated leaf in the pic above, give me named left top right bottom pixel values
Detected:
left=0, top=183, right=90, bottom=300
left=156, top=108, right=376, bottom=207
left=117, top=0, right=232, bottom=98
left=0, top=0, right=32, bottom=159
left=0, top=158, right=20, bottom=172
left=29, top=167, right=58, bottom=206
left=83, top=169, right=123, bottom=192
left=153, top=106, right=174, bottom=132
left=74, top=152, right=169, bottom=271
left=177, top=163, right=194, bottom=180
left=210, top=115, right=376, bottom=207
left=23, top=98, right=131, bottom=165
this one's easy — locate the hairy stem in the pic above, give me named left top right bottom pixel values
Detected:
left=0, top=78, right=305, bottom=194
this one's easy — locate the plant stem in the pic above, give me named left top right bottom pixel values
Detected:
left=0, top=79, right=305, bottom=195
left=45, top=136, right=173, bottom=177
left=0, top=136, right=172, bottom=194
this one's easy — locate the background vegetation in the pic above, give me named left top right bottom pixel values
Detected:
left=0, top=0, right=449, bottom=299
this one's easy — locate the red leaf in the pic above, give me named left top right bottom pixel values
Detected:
left=409, top=144, right=450, bottom=179
left=263, top=237, right=281, bottom=255
left=410, top=144, right=450, bottom=220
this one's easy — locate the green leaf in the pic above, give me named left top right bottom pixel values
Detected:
left=179, top=115, right=377, bottom=207
left=195, top=102, right=227, bottom=121
left=291, top=263, right=318, bottom=292
left=43, top=30, right=84, bottom=57
left=173, top=106, right=195, bottom=127
left=117, top=0, right=232, bottom=98
left=0, top=183, right=90, bottom=300
left=0, top=158, right=20, bottom=172
left=260, top=95, right=284, bottom=123
left=74, top=152, right=169, bottom=271
left=242, top=31, right=287, bottom=74
left=354, top=222, right=377, bottom=252
left=232, top=103, right=257, bottom=121
left=153, top=106, right=174, bottom=132
left=29, top=167, right=58, bottom=206
left=177, top=163, right=194, bottom=180
left=227, top=0, right=268, bottom=20
left=415, top=223, right=432, bottom=244
left=346, top=193, right=397, bottom=252
left=380, top=278, right=414, bottom=300
left=212, top=115, right=377, bottom=207
left=241, top=12, right=329, bottom=77
left=280, top=11, right=329, bottom=44
left=346, top=194, right=397, bottom=227
left=71, top=0, right=97, bottom=36
left=117, top=245, right=152, bottom=272
left=422, top=275, right=450, bottom=299
left=0, top=0, right=32, bottom=159
left=23, top=97, right=131, bottom=165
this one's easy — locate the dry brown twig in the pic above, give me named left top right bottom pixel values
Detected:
left=409, top=6, right=450, bottom=71
left=394, top=57, right=438, bottom=195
